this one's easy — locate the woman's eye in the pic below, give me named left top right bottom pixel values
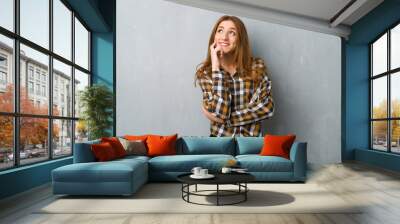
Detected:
left=217, top=29, right=223, bottom=33
left=229, top=31, right=236, bottom=36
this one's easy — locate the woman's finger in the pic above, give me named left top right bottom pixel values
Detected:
left=215, top=45, right=222, bottom=56
left=210, top=41, right=216, bottom=51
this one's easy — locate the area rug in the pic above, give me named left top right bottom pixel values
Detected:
left=37, top=183, right=362, bottom=214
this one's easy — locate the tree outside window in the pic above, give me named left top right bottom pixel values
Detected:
left=371, top=23, right=400, bottom=153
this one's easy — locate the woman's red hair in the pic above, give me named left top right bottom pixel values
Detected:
left=195, top=15, right=266, bottom=86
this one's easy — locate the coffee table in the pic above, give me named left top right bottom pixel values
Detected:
left=177, top=172, right=255, bottom=206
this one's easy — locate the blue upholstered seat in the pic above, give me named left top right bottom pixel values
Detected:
left=52, top=158, right=148, bottom=195
left=149, top=154, right=235, bottom=172
left=176, top=137, right=235, bottom=155
left=236, top=155, right=293, bottom=172
left=53, top=161, right=141, bottom=182
left=148, top=154, right=235, bottom=181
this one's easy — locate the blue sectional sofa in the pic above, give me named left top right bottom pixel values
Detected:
left=52, top=137, right=307, bottom=196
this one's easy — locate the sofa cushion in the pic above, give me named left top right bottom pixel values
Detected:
left=101, top=137, right=127, bottom=158
left=115, top=155, right=150, bottom=163
left=147, top=134, right=178, bottom=157
left=148, top=154, right=235, bottom=172
left=260, top=134, right=296, bottom=159
left=236, top=155, right=293, bottom=172
left=124, top=135, right=149, bottom=142
left=52, top=159, right=147, bottom=183
left=177, top=137, right=235, bottom=155
left=235, top=137, right=263, bottom=155
left=124, top=135, right=151, bottom=151
left=91, top=142, right=118, bottom=161
left=118, top=138, right=147, bottom=156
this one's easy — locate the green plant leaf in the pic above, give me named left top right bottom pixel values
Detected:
left=79, top=84, right=114, bottom=140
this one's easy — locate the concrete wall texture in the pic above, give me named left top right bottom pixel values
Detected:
left=116, top=0, right=341, bottom=164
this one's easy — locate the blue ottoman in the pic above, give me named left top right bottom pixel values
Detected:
left=52, top=157, right=148, bottom=196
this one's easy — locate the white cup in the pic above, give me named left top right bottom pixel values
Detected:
left=221, top=167, right=232, bottom=174
left=200, top=169, right=208, bottom=176
left=191, top=167, right=202, bottom=176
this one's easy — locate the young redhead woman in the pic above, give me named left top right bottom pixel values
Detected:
left=195, top=15, right=274, bottom=137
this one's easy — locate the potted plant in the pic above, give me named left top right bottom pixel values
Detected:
left=79, top=84, right=113, bottom=140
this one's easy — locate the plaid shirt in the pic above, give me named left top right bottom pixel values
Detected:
left=198, top=59, right=274, bottom=137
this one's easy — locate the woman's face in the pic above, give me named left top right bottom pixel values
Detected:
left=214, top=20, right=238, bottom=54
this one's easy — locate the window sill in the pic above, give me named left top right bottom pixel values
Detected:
left=0, top=156, right=72, bottom=176
left=355, top=148, right=400, bottom=173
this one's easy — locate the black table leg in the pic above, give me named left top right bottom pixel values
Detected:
left=187, top=184, right=190, bottom=202
left=245, top=183, right=247, bottom=201
left=181, top=184, right=183, bottom=199
left=217, top=184, right=219, bottom=206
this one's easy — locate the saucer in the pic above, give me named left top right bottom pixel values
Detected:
left=190, top=174, right=215, bottom=179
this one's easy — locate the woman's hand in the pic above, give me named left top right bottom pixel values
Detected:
left=202, top=106, right=224, bottom=124
left=210, top=41, right=222, bottom=71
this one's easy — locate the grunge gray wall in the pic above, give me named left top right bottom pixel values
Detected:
left=116, top=0, right=341, bottom=164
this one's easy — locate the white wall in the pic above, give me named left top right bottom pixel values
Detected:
left=116, top=0, right=341, bottom=164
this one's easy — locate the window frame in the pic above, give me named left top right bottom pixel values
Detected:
left=0, top=0, right=92, bottom=171
left=0, top=53, right=7, bottom=88
left=370, top=21, right=400, bottom=154
left=0, top=70, right=7, bottom=85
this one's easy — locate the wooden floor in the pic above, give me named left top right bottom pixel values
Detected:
left=1, top=162, right=400, bottom=224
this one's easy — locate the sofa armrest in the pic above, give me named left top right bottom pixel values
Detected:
left=289, top=142, right=307, bottom=181
left=73, top=141, right=99, bottom=163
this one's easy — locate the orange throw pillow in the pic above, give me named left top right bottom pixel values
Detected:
left=91, top=142, right=117, bottom=161
left=124, top=135, right=149, bottom=141
left=101, top=137, right=127, bottom=158
left=260, top=134, right=296, bottom=159
left=146, top=134, right=178, bottom=157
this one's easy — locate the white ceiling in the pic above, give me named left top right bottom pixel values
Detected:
left=166, top=0, right=384, bottom=38
left=225, top=0, right=353, bottom=22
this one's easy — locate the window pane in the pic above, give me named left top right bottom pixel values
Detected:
left=20, top=117, right=49, bottom=165
left=392, top=24, right=400, bottom=70
left=372, top=77, right=387, bottom=119
left=372, top=121, right=387, bottom=151
left=391, top=120, right=400, bottom=153
left=0, top=116, right=13, bottom=170
left=0, top=35, right=14, bottom=112
left=75, top=120, right=88, bottom=143
left=372, top=33, right=387, bottom=76
left=74, top=69, right=89, bottom=118
left=53, top=0, right=71, bottom=60
left=391, top=72, right=400, bottom=117
left=20, top=44, right=49, bottom=115
left=20, top=0, right=49, bottom=49
left=75, top=17, right=89, bottom=70
left=53, top=59, right=72, bottom=117
left=0, top=0, right=13, bottom=31
left=53, top=119, right=72, bottom=157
